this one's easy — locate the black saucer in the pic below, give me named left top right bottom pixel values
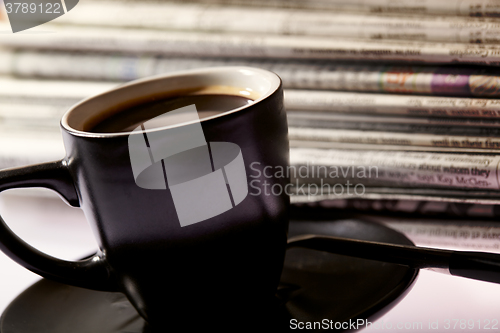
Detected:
left=0, top=219, right=418, bottom=332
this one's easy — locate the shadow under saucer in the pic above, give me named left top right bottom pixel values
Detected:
left=0, top=218, right=418, bottom=332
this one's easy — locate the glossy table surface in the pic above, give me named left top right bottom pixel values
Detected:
left=0, top=191, right=498, bottom=332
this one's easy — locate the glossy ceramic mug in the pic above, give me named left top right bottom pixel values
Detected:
left=0, top=67, right=289, bottom=329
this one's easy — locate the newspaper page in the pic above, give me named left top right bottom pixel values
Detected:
left=0, top=98, right=77, bottom=130
left=297, top=198, right=500, bottom=219
left=290, top=205, right=500, bottom=251
left=8, top=97, right=500, bottom=137
left=3, top=50, right=500, bottom=97
left=86, top=0, right=500, bottom=18
left=0, top=1, right=5, bottom=22
left=55, top=2, right=500, bottom=44
left=290, top=148, right=500, bottom=191
left=291, top=189, right=500, bottom=204
left=285, top=90, right=500, bottom=118
left=1, top=126, right=500, bottom=203
left=0, top=131, right=65, bottom=169
left=6, top=77, right=500, bottom=135
left=4, top=75, right=500, bottom=130
left=5, top=77, right=500, bottom=133
left=287, top=113, right=500, bottom=136
left=289, top=127, right=500, bottom=151
left=4, top=23, right=500, bottom=65
left=0, top=76, right=116, bottom=100
left=367, top=216, right=500, bottom=252
left=287, top=112, right=500, bottom=129
left=0, top=77, right=116, bottom=130
left=290, top=139, right=500, bottom=153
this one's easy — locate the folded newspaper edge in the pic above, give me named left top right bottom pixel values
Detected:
left=52, top=1, right=500, bottom=45
left=4, top=23, right=500, bottom=65
left=2, top=49, right=500, bottom=98
left=83, top=0, right=500, bottom=18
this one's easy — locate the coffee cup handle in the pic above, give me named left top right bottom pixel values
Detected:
left=0, top=160, right=117, bottom=292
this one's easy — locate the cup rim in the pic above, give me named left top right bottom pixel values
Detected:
left=61, top=66, right=282, bottom=138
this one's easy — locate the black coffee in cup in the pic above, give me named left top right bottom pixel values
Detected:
left=88, top=88, right=254, bottom=133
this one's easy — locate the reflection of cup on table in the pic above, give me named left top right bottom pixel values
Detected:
left=0, top=67, right=289, bottom=329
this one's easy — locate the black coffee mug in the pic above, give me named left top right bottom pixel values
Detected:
left=0, top=67, right=289, bottom=328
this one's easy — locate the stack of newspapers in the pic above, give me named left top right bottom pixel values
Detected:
left=3, top=0, right=500, bottom=212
